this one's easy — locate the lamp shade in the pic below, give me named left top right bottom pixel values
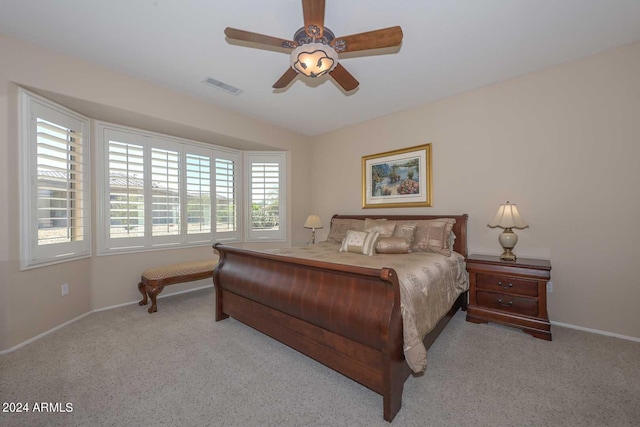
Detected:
left=304, top=215, right=323, bottom=229
left=488, top=202, right=528, bottom=229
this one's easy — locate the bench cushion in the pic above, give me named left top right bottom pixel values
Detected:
left=142, top=258, right=219, bottom=281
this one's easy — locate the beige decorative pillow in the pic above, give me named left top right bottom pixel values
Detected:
left=411, top=218, right=456, bottom=256
left=392, top=221, right=417, bottom=247
left=376, top=237, right=412, bottom=254
left=364, top=218, right=396, bottom=237
left=339, top=230, right=380, bottom=256
left=326, top=219, right=365, bottom=243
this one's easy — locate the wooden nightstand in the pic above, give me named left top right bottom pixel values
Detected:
left=466, top=254, right=552, bottom=341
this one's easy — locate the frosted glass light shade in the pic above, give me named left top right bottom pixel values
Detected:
left=290, top=43, right=338, bottom=77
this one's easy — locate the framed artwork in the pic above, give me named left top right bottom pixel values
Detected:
left=362, top=143, right=432, bottom=209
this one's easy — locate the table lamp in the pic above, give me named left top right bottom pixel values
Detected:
left=304, top=215, right=323, bottom=244
left=488, top=201, right=528, bottom=261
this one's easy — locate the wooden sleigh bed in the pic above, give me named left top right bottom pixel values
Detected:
left=212, top=214, right=468, bottom=422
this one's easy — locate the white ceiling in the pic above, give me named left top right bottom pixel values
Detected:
left=2, top=0, right=640, bottom=137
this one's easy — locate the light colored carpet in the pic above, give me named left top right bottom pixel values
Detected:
left=1, top=287, right=638, bottom=427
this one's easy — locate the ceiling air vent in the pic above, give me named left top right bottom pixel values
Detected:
left=202, top=77, right=243, bottom=96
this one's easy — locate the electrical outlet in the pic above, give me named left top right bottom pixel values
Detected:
left=546, top=281, right=553, bottom=293
left=61, top=283, right=69, bottom=296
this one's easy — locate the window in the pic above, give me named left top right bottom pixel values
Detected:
left=20, top=93, right=287, bottom=261
left=19, top=89, right=91, bottom=269
left=96, top=122, right=241, bottom=254
left=245, top=152, right=286, bottom=241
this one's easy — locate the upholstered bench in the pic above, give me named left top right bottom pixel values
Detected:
left=138, top=257, right=219, bottom=313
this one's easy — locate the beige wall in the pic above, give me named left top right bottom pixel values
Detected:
left=0, top=35, right=312, bottom=351
left=311, top=41, right=640, bottom=339
left=2, top=33, right=639, bottom=351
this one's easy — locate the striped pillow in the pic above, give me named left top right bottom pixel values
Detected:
left=339, top=230, right=380, bottom=256
left=411, top=218, right=456, bottom=256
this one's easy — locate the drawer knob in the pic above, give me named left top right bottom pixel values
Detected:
left=497, top=298, right=513, bottom=307
left=497, top=281, right=513, bottom=288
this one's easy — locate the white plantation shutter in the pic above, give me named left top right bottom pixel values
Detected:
left=36, top=120, right=86, bottom=244
left=151, top=145, right=181, bottom=241
left=107, top=136, right=145, bottom=249
left=186, top=153, right=212, bottom=236
left=20, top=90, right=91, bottom=268
left=245, top=152, right=286, bottom=241
left=215, top=158, right=235, bottom=231
left=251, top=162, right=280, bottom=229
left=185, top=149, right=240, bottom=243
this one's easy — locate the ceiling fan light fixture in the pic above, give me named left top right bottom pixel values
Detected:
left=290, top=42, right=338, bottom=78
left=224, top=1, right=403, bottom=91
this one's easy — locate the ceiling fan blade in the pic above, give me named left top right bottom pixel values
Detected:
left=302, top=0, right=325, bottom=38
left=273, top=68, right=299, bottom=89
left=225, top=27, right=295, bottom=50
left=332, top=26, right=403, bottom=53
left=330, top=64, right=359, bottom=92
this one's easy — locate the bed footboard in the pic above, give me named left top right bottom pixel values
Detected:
left=213, top=243, right=410, bottom=421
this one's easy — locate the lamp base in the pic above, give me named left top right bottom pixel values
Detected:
left=500, top=249, right=517, bottom=261
left=498, top=228, right=518, bottom=261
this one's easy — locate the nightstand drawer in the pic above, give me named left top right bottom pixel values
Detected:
left=476, top=291, right=538, bottom=317
left=476, top=274, right=538, bottom=297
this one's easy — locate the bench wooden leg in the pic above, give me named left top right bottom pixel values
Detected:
left=147, top=285, right=164, bottom=313
left=138, top=281, right=148, bottom=306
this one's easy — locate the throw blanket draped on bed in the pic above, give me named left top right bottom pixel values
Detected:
left=261, top=242, right=469, bottom=373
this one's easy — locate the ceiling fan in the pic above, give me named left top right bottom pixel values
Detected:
left=224, top=0, right=403, bottom=92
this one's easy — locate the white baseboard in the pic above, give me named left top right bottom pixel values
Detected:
left=93, top=284, right=214, bottom=312
left=551, top=320, right=640, bottom=343
left=0, top=284, right=214, bottom=355
left=0, top=311, right=93, bottom=355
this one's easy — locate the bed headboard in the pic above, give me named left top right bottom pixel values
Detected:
left=331, top=214, right=469, bottom=258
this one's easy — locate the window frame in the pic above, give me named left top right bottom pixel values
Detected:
left=19, top=89, right=92, bottom=269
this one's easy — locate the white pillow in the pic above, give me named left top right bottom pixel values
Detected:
left=339, top=230, right=380, bottom=256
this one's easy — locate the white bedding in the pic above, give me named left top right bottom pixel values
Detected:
left=262, top=242, right=469, bottom=373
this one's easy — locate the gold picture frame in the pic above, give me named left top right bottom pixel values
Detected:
left=362, top=143, right=432, bottom=209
